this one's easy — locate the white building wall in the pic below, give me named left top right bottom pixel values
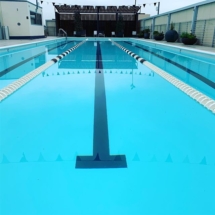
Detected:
left=138, top=14, right=150, bottom=21
left=196, top=2, right=215, bottom=46
left=0, top=1, right=30, bottom=36
left=145, top=19, right=153, bottom=28
left=197, top=2, right=215, bottom=20
left=0, top=2, right=3, bottom=25
left=155, top=15, right=168, bottom=25
left=0, top=4, right=3, bottom=39
left=0, top=0, right=44, bottom=39
left=28, top=3, right=44, bottom=36
left=171, top=8, right=193, bottom=23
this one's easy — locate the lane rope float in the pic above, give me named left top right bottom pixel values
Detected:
left=110, top=39, right=215, bottom=114
left=0, top=39, right=87, bottom=103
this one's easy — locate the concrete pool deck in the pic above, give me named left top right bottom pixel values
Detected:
left=0, top=36, right=215, bottom=55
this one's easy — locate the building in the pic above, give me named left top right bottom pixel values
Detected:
left=139, top=0, right=215, bottom=46
left=54, top=5, right=150, bottom=37
left=0, top=0, right=45, bottom=39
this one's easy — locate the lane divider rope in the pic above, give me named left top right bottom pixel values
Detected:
left=110, top=39, right=215, bottom=114
left=0, top=39, right=87, bottom=102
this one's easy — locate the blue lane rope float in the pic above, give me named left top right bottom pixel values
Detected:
left=110, top=39, right=215, bottom=114
left=0, top=39, right=87, bottom=102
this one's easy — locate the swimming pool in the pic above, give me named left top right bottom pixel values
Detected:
left=0, top=38, right=215, bottom=214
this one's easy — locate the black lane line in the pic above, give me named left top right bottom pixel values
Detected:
left=124, top=41, right=215, bottom=89
left=0, top=41, right=73, bottom=78
left=76, top=41, right=127, bottom=169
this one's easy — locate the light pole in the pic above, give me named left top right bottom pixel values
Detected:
left=157, top=2, right=160, bottom=15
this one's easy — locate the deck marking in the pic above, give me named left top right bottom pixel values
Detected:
left=110, top=39, right=215, bottom=114
left=200, top=157, right=207, bottom=165
left=75, top=41, right=127, bottom=169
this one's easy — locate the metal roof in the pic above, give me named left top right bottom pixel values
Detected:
left=54, top=5, right=141, bottom=14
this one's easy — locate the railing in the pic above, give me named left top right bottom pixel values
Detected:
left=194, top=19, right=215, bottom=46
left=58, top=28, right=67, bottom=41
left=142, top=19, right=215, bottom=46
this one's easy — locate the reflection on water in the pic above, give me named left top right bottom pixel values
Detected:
left=0, top=42, right=73, bottom=80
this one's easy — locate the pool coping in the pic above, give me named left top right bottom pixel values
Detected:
left=1, top=37, right=214, bottom=60
left=130, top=38, right=215, bottom=56
left=0, top=37, right=67, bottom=55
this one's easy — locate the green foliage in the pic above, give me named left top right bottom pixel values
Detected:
left=180, top=32, right=196, bottom=39
left=170, top=22, right=174, bottom=30
left=138, top=31, right=144, bottom=38
left=116, top=14, right=125, bottom=34
left=143, top=28, right=150, bottom=33
left=74, top=11, right=83, bottom=31
left=153, top=31, right=164, bottom=36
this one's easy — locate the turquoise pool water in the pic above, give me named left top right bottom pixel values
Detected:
left=0, top=39, right=215, bottom=215
left=0, top=40, right=75, bottom=88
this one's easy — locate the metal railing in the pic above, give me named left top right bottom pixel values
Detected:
left=194, top=19, right=215, bottom=46
left=141, top=19, right=215, bottom=47
left=58, top=28, right=67, bottom=41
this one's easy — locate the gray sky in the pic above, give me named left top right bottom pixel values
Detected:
left=29, top=0, right=205, bottom=23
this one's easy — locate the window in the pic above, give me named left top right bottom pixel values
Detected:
left=30, top=11, right=42, bottom=25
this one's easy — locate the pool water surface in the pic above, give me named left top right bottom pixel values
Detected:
left=0, top=39, right=215, bottom=215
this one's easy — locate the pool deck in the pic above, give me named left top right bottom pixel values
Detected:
left=136, top=38, right=215, bottom=55
left=0, top=37, right=59, bottom=47
left=0, top=36, right=214, bottom=55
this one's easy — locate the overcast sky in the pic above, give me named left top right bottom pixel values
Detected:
left=29, top=0, right=205, bottom=23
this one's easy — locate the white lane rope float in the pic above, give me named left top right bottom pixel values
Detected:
left=0, top=39, right=87, bottom=102
left=110, top=39, right=215, bottom=114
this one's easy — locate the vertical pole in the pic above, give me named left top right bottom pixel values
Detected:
left=191, top=6, right=198, bottom=34
left=97, top=7, right=99, bottom=36
left=134, top=7, right=137, bottom=34
left=167, top=13, right=171, bottom=32
left=157, top=2, right=160, bottom=15
left=152, top=17, right=155, bottom=39
left=212, top=27, right=215, bottom=47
